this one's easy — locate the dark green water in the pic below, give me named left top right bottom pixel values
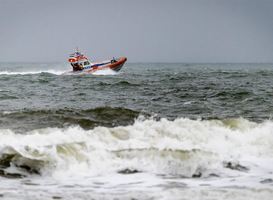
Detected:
left=0, top=63, right=273, bottom=133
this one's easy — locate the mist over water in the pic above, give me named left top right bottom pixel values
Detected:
left=0, top=62, right=273, bottom=199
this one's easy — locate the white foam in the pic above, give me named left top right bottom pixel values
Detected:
left=1, top=118, right=273, bottom=199
left=0, top=118, right=272, bottom=180
left=0, top=70, right=65, bottom=75
left=92, top=68, right=118, bottom=75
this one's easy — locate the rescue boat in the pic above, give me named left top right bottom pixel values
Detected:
left=62, top=49, right=127, bottom=75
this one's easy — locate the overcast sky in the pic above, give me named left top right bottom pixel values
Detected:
left=0, top=0, right=273, bottom=63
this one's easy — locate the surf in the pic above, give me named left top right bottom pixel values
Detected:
left=0, top=117, right=272, bottom=180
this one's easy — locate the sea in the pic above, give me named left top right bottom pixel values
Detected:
left=0, top=62, right=272, bottom=200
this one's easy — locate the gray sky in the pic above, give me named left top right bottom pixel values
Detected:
left=0, top=0, right=273, bottom=63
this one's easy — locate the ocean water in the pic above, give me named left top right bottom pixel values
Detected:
left=0, top=62, right=272, bottom=199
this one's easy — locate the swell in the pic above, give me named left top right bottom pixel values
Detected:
left=0, top=107, right=143, bottom=133
left=97, top=80, right=142, bottom=87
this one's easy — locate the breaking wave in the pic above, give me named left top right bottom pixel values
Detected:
left=0, top=117, right=272, bottom=179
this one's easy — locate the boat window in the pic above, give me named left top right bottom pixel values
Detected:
left=84, top=61, right=90, bottom=66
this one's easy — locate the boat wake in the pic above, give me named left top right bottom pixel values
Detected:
left=0, top=69, right=119, bottom=76
left=92, top=68, right=119, bottom=75
left=0, top=70, right=65, bottom=76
